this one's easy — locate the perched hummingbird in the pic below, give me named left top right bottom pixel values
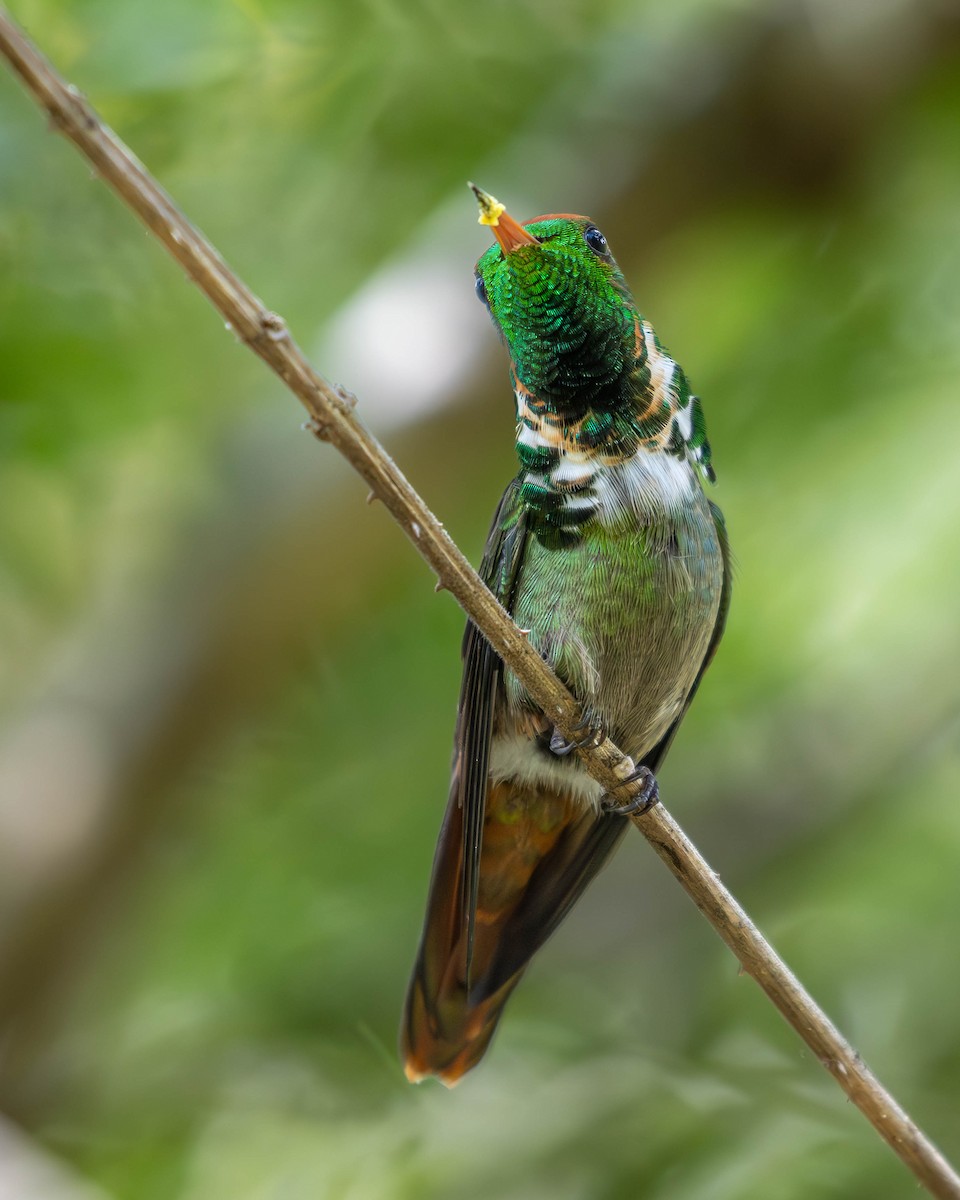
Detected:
left=401, top=185, right=730, bottom=1086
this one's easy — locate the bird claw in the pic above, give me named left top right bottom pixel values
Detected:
left=601, top=765, right=660, bottom=817
left=547, top=715, right=605, bottom=758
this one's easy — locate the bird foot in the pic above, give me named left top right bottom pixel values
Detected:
left=547, top=715, right=606, bottom=758
left=602, top=764, right=660, bottom=817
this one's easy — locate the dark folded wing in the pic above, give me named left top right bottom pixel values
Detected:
left=458, top=478, right=528, bottom=978
left=472, top=498, right=731, bottom=998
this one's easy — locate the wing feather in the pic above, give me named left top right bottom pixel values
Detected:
left=472, top=497, right=731, bottom=999
left=458, top=480, right=528, bottom=979
left=402, top=489, right=731, bottom=1084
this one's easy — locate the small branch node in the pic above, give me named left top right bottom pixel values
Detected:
left=64, top=82, right=96, bottom=129
left=259, top=310, right=289, bottom=343
left=302, top=416, right=331, bottom=443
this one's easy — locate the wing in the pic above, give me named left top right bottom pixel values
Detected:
left=465, top=498, right=732, bottom=1002
left=402, top=477, right=628, bottom=1082
left=402, top=494, right=731, bottom=1085
left=457, top=479, right=529, bottom=975
left=402, top=478, right=531, bottom=1083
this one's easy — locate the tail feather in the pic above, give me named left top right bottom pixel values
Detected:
left=401, top=777, right=624, bottom=1085
left=402, top=961, right=521, bottom=1086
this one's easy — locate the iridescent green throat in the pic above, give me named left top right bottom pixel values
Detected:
left=476, top=216, right=714, bottom=479
left=476, top=217, right=637, bottom=421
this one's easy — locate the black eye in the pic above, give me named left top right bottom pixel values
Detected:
left=475, top=273, right=488, bottom=305
left=584, top=225, right=608, bottom=256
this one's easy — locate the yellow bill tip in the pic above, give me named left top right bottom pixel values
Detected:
left=468, top=181, right=506, bottom=228
left=468, top=183, right=539, bottom=254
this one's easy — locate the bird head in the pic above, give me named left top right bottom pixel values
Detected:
left=470, top=184, right=638, bottom=412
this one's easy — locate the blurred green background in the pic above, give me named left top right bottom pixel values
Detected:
left=1, top=0, right=959, bottom=1197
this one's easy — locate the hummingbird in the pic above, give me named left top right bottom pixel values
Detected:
left=401, top=185, right=730, bottom=1086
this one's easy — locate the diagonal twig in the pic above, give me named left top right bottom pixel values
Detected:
left=1, top=9, right=957, bottom=1197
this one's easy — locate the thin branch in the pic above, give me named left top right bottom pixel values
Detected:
left=1, top=9, right=957, bottom=1197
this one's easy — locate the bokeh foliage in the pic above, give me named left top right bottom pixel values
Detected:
left=1, top=1, right=959, bottom=1197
